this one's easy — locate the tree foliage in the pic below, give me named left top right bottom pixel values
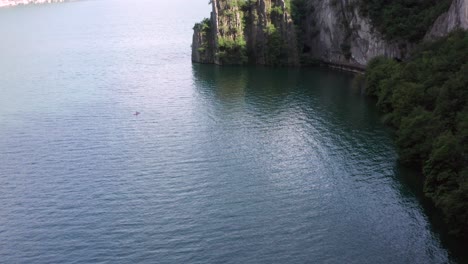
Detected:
left=359, top=0, right=452, bottom=42
left=217, top=36, right=248, bottom=64
left=364, top=30, right=468, bottom=238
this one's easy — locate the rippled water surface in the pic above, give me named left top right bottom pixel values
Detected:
left=0, top=0, right=456, bottom=263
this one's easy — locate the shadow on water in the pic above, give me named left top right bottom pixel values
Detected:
left=192, top=63, right=466, bottom=264
left=396, top=166, right=468, bottom=263
left=192, top=63, right=395, bottom=135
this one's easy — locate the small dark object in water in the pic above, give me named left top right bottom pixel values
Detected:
left=134, top=111, right=140, bottom=116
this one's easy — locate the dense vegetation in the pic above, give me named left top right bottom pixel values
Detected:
left=358, top=0, right=452, bottom=42
left=212, top=0, right=249, bottom=64
left=364, top=30, right=468, bottom=239
left=264, top=0, right=309, bottom=66
left=217, top=36, right=248, bottom=64
left=201, top=0, right=311, bottom=66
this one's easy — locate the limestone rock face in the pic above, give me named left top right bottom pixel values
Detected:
left=192, top=21, right=216, bottom=64
left=245, top=0, right=299, bottom=65
left=192, top=0, right=299, bottom=66
left=193, top=0, right=463, bottom=68
left=426, top=0, right=468, bottom=39
left=303, top=0, right=407, bottom=67
left=192, top=0, right=407, bottom=67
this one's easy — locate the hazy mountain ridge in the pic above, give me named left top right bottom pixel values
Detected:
left=0, top=0, right=68, bottom=8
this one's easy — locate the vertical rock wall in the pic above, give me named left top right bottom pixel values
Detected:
left=192, top=19, right=216, bottom=64
left=244, top=0, right=299, bottom=65
left=192, top=0, right=299, bottom=66
left=303, top=0, right=407, bottom=67
left=426, top=0, right=468, bottom=39
left=192, top=0, right=467, bottom=68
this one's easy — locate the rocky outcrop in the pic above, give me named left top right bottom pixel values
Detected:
left=303, top=0, right=408, bottom=67
left=426, top=0, right=468, bottom=39
left=192, top=0, right=464, bottom=68
left=192, top=0, right=299, bottom=66
left=211, top=0, right=246, bottom=65
left=0, top=0, right=67, bottom=7
left=192, top=0, right=406, bottom=67
left=192, top=19, right=216, bottom=64
left=244, top=0, right=299, bottom=65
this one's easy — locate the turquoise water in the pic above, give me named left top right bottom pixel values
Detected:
left=0, top=1, right=455, bottom=263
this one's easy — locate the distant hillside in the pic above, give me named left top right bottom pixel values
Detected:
left=0, top=0, right=67, bottom=8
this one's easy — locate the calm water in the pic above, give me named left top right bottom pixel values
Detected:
left=0, top=1, right=455, bottom=263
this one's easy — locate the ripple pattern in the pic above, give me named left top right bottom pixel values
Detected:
left=0, top=1, right=453, bottom=263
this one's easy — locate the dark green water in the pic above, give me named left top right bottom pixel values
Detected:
left=0, top=0, right=458, bottom=263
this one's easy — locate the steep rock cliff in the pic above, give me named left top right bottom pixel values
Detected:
left=192, top=19, right=216, bottom=64
left=192, top=0, right=299, bottom=66
left=244, top=0, right=299, bottom=65
left=426, top=0, right=468, bottom=39
left=303, top=0, right=407, bottom=67
left=193, top=0, right=466, bottom=68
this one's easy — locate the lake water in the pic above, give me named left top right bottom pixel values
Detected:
left=0, top=0, right=456, bottom=263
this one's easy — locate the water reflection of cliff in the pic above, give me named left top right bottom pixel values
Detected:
left=191, top=64, right=357, bottom=104
left=191, top=64, right=378, bottom=129
left=191, top=64, right=303, bottom=115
